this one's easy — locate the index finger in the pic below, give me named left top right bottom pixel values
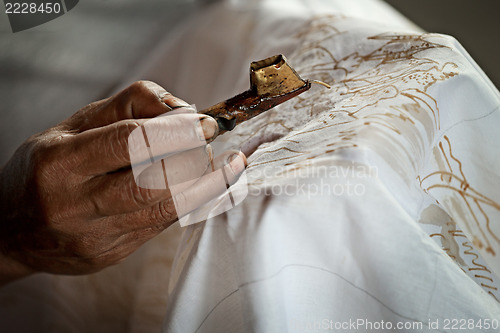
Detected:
left=68, top=113, right=218, bottom=175
left=62, top=81, right=191, bottom=132
left=101, top=152, right=247, bottom=233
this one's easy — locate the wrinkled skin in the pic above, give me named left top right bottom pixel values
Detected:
left=0, top=81, right=246, bottom=285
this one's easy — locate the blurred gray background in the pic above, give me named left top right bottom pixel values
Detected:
left=0, top=0, right=198, bottom=164
left=385, top=0, right=500, bottom=90
left=0, top=0, right=499, bottom=165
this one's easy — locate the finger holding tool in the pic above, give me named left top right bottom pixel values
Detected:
left=198, top=54, right=330, bottom=135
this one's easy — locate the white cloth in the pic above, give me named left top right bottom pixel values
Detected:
left=1, top=1, right=499, bottom=332
left=130, top=0, right=500, bottom=332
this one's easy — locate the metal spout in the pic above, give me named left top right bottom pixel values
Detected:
left=199, top=54, right=311, bottom=133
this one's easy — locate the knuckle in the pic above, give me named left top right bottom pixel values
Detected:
left=122, top=120, right=143, bottom=135
left=70, top=234, right=98, bottom=258
left=118, top=120, right=142, bottom=145
left=118, top=81, right=167, bottom=118
left=153, top=199, right=178, bottom=224
left=128, top=81, right=150, bottom=95
left=29, top=137, right=54, bottom=166
left=110, top=120, right=142, bottom=163
left=115, top=82, right=150, bottom=112
left=28, top=134, right=69, bottom=183
left=87, top=194, right=106, bottom=218
left=127, top=80, right=162, bottom=98
left=128, top=179, right=156, bottom=208
left=71, top=237, right=115, bottom=268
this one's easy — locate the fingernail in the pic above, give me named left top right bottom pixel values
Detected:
left=206, top=144, right=214, bottom=161
left=199, top=117, right=219, bottom=141
left=204, top=145, right=215, bottom=172
left=226, top=153, right=246, bottom=175
left=163, top=95, right=190, bottom=108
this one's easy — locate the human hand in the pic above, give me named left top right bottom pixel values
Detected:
left=0, top=81, right=246, bottom=285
